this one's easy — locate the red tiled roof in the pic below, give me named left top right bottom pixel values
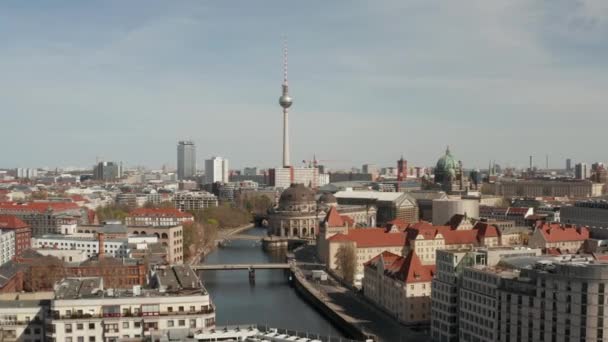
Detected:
left=327, top=228, right=406, bottom=248
left=537, top=223, right=589, bottom=243
left=366, top=250, right=435, bottom=283
left=87, top=209, right=96, bottom=223
left=0, top=201, right=80, bottom=213
left=473, top=222, right=500, bottom=239
left=387, top=218, right=409, bottom=229
left=324, top=206, right=346, bottom=227
left=128, top=208, right=193, bottom=218
left=69, top=194, right=90, bottom=203
left=405, top=221, right=498, bottom=245
left=340, top=215, right=355, bottom=226
left=0, top=215, right=28, bottom=229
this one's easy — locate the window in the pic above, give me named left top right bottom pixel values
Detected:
left=89, top=338, right=95, bottom=342
left=178, top=306, right=184, bottom=312
left=122, top=322, right=129, bottom=329
left=190, top=319, right=196, bottom=328
left=190, top=306, right=195, bottom=312
left=65, top=324, right=73, bottom=333
left=167, top=320, right=174, bottom=327
left=178, top=320, right=185, bottom=326
left=77, top=338, right=84, bottom=342
left=89, top=323, right=95, bottom=329
left=77, top=324, right=83, bottom=330
left=134, top=322, right=141, bottom=328
left=34, top=328, right=40, bottom=334
left=24, top=328, right=31, bottom=335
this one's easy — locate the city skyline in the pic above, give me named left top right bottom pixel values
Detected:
left=1, top=1, right=607, bottom=170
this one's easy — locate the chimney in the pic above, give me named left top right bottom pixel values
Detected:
left=98, top=232, right=105, bottom=258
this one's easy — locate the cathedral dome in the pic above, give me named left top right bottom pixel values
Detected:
left=436, top=147, right=458, bottom=175
left=279, top=183, right=315, bottom=206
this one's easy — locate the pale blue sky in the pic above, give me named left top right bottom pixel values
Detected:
left=1, top=1, right=607, bottom=170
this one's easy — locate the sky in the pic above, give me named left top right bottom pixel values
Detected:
left=1, top=1, right=608, bottom=171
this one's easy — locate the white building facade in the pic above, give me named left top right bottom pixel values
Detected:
left=0, top=230, right=15, bottom=265
left=204, top=157, right=229, bottom=184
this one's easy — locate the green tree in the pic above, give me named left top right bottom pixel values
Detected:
left=335, top=243, right=357, bottom=284
left=96, top=204, right=130, bottom=222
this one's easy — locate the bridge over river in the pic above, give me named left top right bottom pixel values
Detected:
left=192, top=263, right=291, bottom=271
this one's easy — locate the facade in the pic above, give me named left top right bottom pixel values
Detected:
left=204, top=156, right=229, bottom=184
left=0, top=202, right=81, bottom=236
left=430, top=247, right=543, bottom=342
left=561, top=200, right=608, bottom=232
left=32, top=234, right=131, bottom=259
left=269, top=167, right=319, bottom=189
left=408, top=190, right=448, bottom=222
left=26, top=265, right=214, bottom=342
left=0, top=215, right=32, bottom=257
left=334, top=190, right=419, bottom=226
left=16, top=168, right=38, bottom=179
left=363, top=250, right=435, bottom=325
left=432, top=199, right=479, bottom=225
left=528, top=222, right=589, bottom=253
left=78, top=224, right=184, bottom=264
left=0, top=298, right=48, bottom=342
left=115, top=192, right=137, bottom=208
left=177, top=140, right=196, bottom=180
left=0, top=230, right=15, bottom=266
left=125, top=208, right=194, bottom=227
left=93, top=161, right=122, bottom=181
left=172, top=191, right=218, bottom=211
left=485, top=179, right=603, bottom=198
left=479, top=205, right=533, bottom=226
left=434, top=254, right=608, bottom=342
left=268, top=184, right=317, bottom=239
left=575, top=162, right=589, bottom=180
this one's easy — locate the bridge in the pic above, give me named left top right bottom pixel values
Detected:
left=223, top=234, right=263, bottom=241
left=192, top=263, right=291, bottom=271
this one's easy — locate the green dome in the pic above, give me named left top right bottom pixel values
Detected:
left=436, top=147, right=458, bottom=173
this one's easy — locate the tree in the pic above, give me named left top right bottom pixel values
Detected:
left=190, top=204, right=252, bottom=229
left=334, top=243, right=357, bottom=284
left=96, top=204, right=130, bottom=222
left=143, top=201, right=174, bottom=209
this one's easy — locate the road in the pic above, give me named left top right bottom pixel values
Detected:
left=294, top=246, right=431, bottom=342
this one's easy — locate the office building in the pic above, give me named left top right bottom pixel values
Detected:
left=566, top=158, right=572, bottom=171
left=177, top=140, right=196, bottom=180
left=269, top=166, right=319, bottom=189
left=16, top=168, right=38, bottom=179
left=483, top=179, right=603, bottom=198
left=430, top=247, right=542, bottom=342
left=172, top=191, right=218, bottom=212
left=93, top=161, right=122, bottom=181
left=575, top=162, right=589, bottom=180
left=243, top=167, right=258, bottom=176
left=204, top=156, right=229, bottom=184
left=334, top=190, right=419, bottom=225
left=0, top=202, right=81, bottom=236
left=562, top=200, right=608, bottom=234
left=362, top=164, right=379, bottom=180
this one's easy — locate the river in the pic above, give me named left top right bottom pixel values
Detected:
left=199, top=226, right=346, bottom=338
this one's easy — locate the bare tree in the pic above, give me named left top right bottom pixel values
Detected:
left=335, top=243, right=357, bottom=284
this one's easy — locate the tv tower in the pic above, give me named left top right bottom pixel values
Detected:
left=279, top=39, right=293, bottom=168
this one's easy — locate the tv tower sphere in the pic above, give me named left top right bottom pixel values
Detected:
left=279, top=94, right=292, bottom=108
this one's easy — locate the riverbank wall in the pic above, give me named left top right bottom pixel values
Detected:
left=292, top=269, right=374, bottom=341
left=190, top=223, right=255, bottom=264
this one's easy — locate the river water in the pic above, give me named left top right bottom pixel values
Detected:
left=199, top=227, right=345, bottom=338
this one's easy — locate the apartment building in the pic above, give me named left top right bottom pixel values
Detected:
left=363, top=250, right=435, bottom=325
left=0, top=215, right=31, bottom=257
left=172, top=191, right=218, bottom=212
left=0, top=202, right=81, bottom=236
left=125, top=208, right=194, bottom=227
left=0, top=230, right=15, bottom=266
left=528, top=222, right=589, bottom=253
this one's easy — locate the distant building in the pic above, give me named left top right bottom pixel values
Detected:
left=566, top=158, right=572, bottom=171
left=16, top=168, right=38, bottom=179
left=93, top=161, right=122, bottom=181
left=269, top=167, right=318, bottom=189
left=0, top=230, right=15, bottom=265
left=362, top=164, right=379, bottom=180
left=479, top=205, right=534, bottom=226
left=0, top=202, right=81, bottom=236
left=115, top=192, right=137, bottom=208
left=0, top=215, right=31, bottom=257
left=243, top=167, right=258, bottom=176
left=172, top=191, right=218, bottom=212
left=430, top=147, right=469, bottom=194
left=528, top=222, right=589, bottom=253
left=125, top=208, right=194, bottom=227
left=177, top=140, right=196, bottom=180
left=575, top=162, right=589, bottom=180
left=483, top=179, right=603, bottom=198
left=328, top=172, right=372, bottom=183
left=334, top=190, right=419, bottom=226
left=205, top=156, right=229, bottom=184
left=431, top=198, right=479, bottom=225
left=562, top=200, right=608, bottom=234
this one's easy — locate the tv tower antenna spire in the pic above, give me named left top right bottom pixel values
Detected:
left=279, top=37, right=293, bottom=168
